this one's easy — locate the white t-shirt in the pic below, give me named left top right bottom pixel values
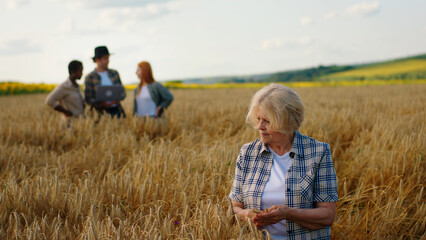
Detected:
left=136, top=86, right=157, bottom=117
left=261, top=148, right=292, bottom=240
left=97, top=71, right=113, bottom=86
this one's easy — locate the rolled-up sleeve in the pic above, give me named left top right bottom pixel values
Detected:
left=45, top=85, right=63, bottom=109
left=313, top=143, right=339, bottom=202
left=229, top=151, right=244, bottom=203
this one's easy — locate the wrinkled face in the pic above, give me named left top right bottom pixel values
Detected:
left=256, top=108, right=286, bottom=145
left=96, top=55, right=109, bottom=70
left=136, top=66, right=143, bottom=80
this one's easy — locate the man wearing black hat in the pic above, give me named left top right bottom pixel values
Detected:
left=84, top=46, right=126, bottom=118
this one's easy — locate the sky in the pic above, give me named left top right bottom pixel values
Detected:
left=1, top=0, right=426, bottom=84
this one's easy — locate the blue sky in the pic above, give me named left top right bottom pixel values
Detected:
left=1, top=0, right=425, bottom=84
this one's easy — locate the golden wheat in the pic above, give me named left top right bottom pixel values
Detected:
left=0, top=84, right=425, bottom=239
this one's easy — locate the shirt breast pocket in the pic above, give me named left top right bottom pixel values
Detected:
left=299, top=171, right=314, bottom=202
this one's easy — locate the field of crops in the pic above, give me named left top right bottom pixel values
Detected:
left=323, top=59, right=426, bottom=81
left=0, top=84, right=425, bottom=239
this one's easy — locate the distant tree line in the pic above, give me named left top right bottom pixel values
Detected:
left=262, top=65, right=354, bottom=82
left=217, top=65, right=355, bottom=83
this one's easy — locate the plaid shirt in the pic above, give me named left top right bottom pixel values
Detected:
left=84, top=69, right=125, bottom=106
left=229, top=131, right=338, bottom=240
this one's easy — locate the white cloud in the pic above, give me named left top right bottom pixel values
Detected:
left=59, top=1, right=185, bottom=34
left=300, top=17, right=313, bottom=26
left=346, top=2, right=381, bottom=17
left=324, top=11, right=338, bottom=20
left=57, top=18, right=74, bottom=33
left=261, top=36, right=313, bottom=50
left=324, top=2, right=380, bottom=20
left=0, top=37, right=41, bottom=55
left=90, top=3, right=177, bottom=31
left=299, top=36, right=312, bottom=46
left=58, top=0, right=173, bottom=9
left=261, top=38, right=282, bottom=50
left=303, top=49, right=312, bottom=56
left=6, top=0, right=29, bottom=10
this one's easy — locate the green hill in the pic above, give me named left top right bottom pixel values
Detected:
left=174, top=53, right=426, bottom=84
left=319, top=54, right=426, bottom=81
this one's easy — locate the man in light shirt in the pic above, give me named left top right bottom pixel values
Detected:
left=84, top=46, right=126, bottom=118
left=46, top=60, right=85, bottom=119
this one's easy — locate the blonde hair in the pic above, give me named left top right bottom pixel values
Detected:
left=246, top=83, right=304, bottom=134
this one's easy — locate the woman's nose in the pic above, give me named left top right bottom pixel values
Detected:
left=257, top=120, right=265, bottom=129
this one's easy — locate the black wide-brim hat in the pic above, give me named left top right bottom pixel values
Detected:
left=93, top=46, right=111, bottom=60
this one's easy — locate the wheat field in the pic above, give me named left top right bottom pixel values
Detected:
left=0, top=84, right=425, bottom=239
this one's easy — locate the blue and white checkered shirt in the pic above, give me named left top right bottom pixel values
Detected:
left=229, top=131, right=338, bottom=240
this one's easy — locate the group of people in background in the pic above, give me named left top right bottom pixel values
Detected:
left=46, top=45, right=174, bottom=121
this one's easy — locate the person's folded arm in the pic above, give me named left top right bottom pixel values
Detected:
left=45, top=86, right=62, bottom=109
left=253, top=202, right=336, bottom=230
left=46, top=86, right=73, bottom=116
left=158, top=84, right=174, bottom=109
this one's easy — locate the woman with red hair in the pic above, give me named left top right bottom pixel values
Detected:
left=133, top=61, right=174, bottom=118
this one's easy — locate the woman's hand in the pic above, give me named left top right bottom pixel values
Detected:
left=252, top=205, right=288, bottom=228
left=243, top=209, right=261, bottom=221
left=253, top=203, right=336, bottom=230
left=235, top=208, right=259, bottom=222
left=231, top=200, right=261, bottom=222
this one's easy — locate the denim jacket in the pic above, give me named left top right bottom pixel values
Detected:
left=133, top=82, right=174, bottom=115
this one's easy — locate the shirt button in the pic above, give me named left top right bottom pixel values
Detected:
left=288, top=230, right=293, bottom=233
left=287, top=188, right=290, bottom=191
left=289, top=152, right=295, bottom=158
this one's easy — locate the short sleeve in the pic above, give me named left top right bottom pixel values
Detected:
left=313, top=143, right=339, bottom=202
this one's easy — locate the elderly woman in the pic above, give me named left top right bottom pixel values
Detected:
left=133, top=61, right=173, bottom=118
left=229, top=84, right=338, bottom=240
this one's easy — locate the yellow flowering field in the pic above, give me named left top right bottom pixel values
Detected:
left=2, top=79, right=425, bottom=96
left=0, top=82, right=56, bottom=95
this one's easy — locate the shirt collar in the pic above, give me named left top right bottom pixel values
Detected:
left=93, top=68, right=110, bottom=74
left=290, top=131, right=304, bottom=159
left=65, top=77, right=74, bottom=87
left=65, top=77, right=80, bottom=89
left=259, top=131, right=304, bottom=159
left=259, top=140, right=270, bottom=154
